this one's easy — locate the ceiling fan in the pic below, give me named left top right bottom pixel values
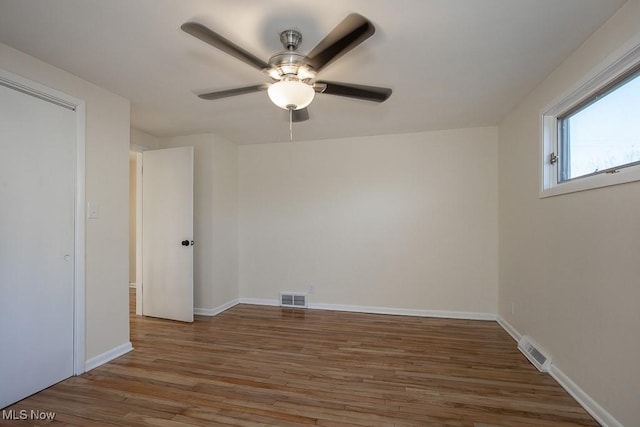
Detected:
left=181, top=13, right=392, bottom=122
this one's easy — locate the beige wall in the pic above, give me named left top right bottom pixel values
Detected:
left=239, top=128, right=499, bottom=314
left=498, top=1, right=640, bottom=425
left=159, top=134, right=239, bottom=310
left=0, top=43, right=131, bottom=361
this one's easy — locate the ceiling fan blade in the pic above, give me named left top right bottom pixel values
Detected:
left=305, top=14, right=375, bottom=72
left=315, top=81, right=392, bottom=102
left=292, top=108, right=310, bottom=122
left=198, top=84, right=268, bottom=100
left=181, top=22, right=269, bottom=71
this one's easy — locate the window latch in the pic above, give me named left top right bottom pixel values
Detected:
left=549, top=153, right=558, bottom=165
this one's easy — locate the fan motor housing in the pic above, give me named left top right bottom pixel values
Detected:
left=268, top=51, right=315, bottom=81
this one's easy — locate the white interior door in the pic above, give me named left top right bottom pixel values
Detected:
left=142, top=147, right=194, bottom=322
left=0, top=83, right=76, bottom=407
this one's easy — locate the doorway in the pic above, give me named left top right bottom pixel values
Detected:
left=129, top=150, right=142, bottom=316
left=128, top=146, right=194, bottom=321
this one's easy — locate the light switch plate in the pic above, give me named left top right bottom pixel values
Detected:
left=87, top=201, right=99, bottom=219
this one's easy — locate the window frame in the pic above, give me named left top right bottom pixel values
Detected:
left=540, top=39, right=640, bottom=198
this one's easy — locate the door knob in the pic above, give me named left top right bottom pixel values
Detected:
left=181, top=240, right=190, bottom=246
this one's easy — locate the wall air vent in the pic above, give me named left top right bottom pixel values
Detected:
left=279, top=292, right=307, bottom=308
left=518, top=335, right=552, bottom=372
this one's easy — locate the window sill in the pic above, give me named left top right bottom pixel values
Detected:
left=540, top=164, right=640, bottom=198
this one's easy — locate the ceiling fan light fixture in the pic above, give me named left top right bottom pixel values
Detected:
left=268, top=68, right=282, bottom=80
left=267, top=80, right=315, bottom=110
left=182, top=14, right=391, bottom=121
left=267, top=51, right=316, bottom=82
left=297, top=65, right=315, bottom=81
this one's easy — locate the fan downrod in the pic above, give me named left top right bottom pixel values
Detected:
left=280, top=29, right=302, bottom=51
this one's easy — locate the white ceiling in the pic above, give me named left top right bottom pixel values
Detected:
left=0, top=0, right=627, bottom=144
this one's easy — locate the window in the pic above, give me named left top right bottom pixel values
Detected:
left=541, top=43, right=640, bottom=197
left=558, top=66, right=640, bottom=182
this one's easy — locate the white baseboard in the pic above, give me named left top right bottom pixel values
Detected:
left=194, top=299, right=239, bottom=316
left=84, top=341, right=133, bottom=372
left=239, top=298, right=280, bottom=307
left=548, top=366, right=623, bottom=427
left=496, top=315, right=521, bottom=341
left=496, top=315, right=622, bottom=427
left=309, top=302, right=496, bottom=320
left=238, top=298, right=495, bottom=321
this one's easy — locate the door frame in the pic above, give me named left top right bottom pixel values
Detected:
left=0, top=68, right=86, bottom=375
left=130, top=147, right=144, bottom=315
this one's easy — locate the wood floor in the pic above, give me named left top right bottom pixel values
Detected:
left=2, top=292, right=598, bottom=426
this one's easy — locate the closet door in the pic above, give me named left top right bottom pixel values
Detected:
left=0, top=82, right=76, bottom=408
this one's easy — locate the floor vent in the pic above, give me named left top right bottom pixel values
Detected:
left=518, top=335, right=552, bottom=372
left=279, top=292, right=307, bottom=308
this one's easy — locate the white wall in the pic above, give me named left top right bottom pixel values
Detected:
left=0, top=43, right=131, bottom=361
left=159, top=134, right=239, bottom=310
left=239, top=128, right=499, bottom=314
left=498, top=1, right=640, bottom=425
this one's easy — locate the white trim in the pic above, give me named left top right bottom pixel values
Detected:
left=239, top=298, right=281, bottom=307
left=496, top=316, right=622, bottom=427
left=194, top=299, right=239, bottom=316
left=540, top=163, right=640, bottom=198
left=309, top=303, right=496, bottom=320
left=549, top=366, right=623, bottom=427
left=238, top=298, right=495, bottom=320
left=496, top=315, right=521, bottom=342
left=73, top=101, right=86, bottom=375
left=134, top=152, right=143, bottom=316
left=0, top=68, right=87, bottom=377
left=84, top=342, right=133, bottom=372
left=0, top=74, right=77, bottom=110
left=542, top=32, right=640, bottom=119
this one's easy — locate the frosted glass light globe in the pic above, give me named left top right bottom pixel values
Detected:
left=267, top=80, right=315, bottom=110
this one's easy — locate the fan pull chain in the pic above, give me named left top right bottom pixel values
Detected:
left=289, top=108, right=293, bottom=142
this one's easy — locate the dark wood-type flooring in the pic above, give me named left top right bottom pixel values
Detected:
left=2, top=290, right=598, bottom=426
